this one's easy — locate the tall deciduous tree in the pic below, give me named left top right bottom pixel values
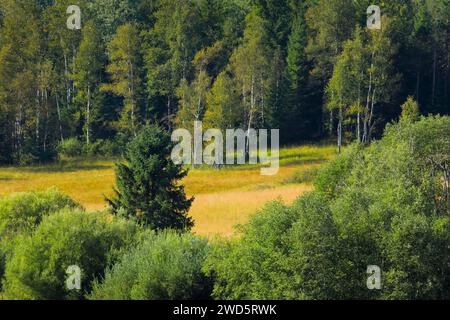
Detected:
left=102, top=23, right=142, bottom=137
left=175, top=70, right=211, bottom=132
left=230, top=10, right=271, bottom=150
left=327, top=27, right=365, bottom=151
left=73, top=21, right=104, bottom=146
left=204, top=70, right=242, bottom=131
left=363, top=18, right=401, bottom=142
left=87, top=0, right=137, bottom=42
left=0, top=0, right=41, bottom=163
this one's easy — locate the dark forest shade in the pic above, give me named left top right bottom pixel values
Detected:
left=0, top=0, right=449, bottom=164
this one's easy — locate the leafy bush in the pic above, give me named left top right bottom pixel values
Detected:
left=83, top=139, right=120, bottom=157
left=314, top=143, right=363, bottom=199
left=58, top=137, right=121, bottom=158
left=0, top=189, right=80, bottom=287
left=2, top=209, right=139, bottom=300
left=400, top=96, right=420, bottom=122
left=97, top=139, right=120, bottom=157
left=203, top=201, right=299, bottom=300
left=57, top=138, right=84, bottom=158
left=0, top=188, right=80, bottom=240
left=205, top=116, right=450, bottom=300
left=90, top=230, right=212, bottom=300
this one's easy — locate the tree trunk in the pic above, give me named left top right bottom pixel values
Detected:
left=64, top=53, right=71, bottom=105
left=357, top=112, right=361, bottom=142
left=43, top=89, right=49, bottom=153
left=329, top=109, right=333, bottom=136
left=167, top=95, right=171, bottom=130
left=364, top=56, right=374, bottom=143
left=432, top=44, right=437, bottom=107
left=444, top=166, right=449, bottom=212
left=368, top=88, right=376, bottom=141
left=245, top=74, right=255, bottom=159
left=337, top=107, right=342, bottom=154
left=36, top=89, right=40, bottom=145
left=55, top=93, right=64, bottom=143
left=86, top=87, right=91, bottom=146
left=129, top=56, right=137, bottom=137
left=357, top=71, right=362, bottom=142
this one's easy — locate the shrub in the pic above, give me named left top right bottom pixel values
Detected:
left=203, top=201, right=299, bottom=300
left=314, top=143, right=363, bottom=199
left=83, top=140, right=102, bottom=157
left=89, top=230, right=212, bottom=300
left=205, top=116, right=450, bottom=300
left=97, top=140, right=120, bottom=157
left=400, top=96, right=420, bottom=122
left=0, top=188, right=80, bottom=240
left=82, top=139, right=118, bottom=158
left=2, top=209, right=139, bottom=300
left=0, top=189, right=80, bottom=287
left=57, top=138, right=84, bottom=158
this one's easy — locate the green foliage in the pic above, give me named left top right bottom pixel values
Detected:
left=204, top=71, right=242, bottom=131
left=306, top=0, right=357, bottom=80
left=0, top=188, right=80, bottom=241
left=1, top=209, right=139, bottom=300
left=1, top=0, right=450, bottom=164
left=400, top=96, right=420, bottom=122
left=314, top=143, right=362, bottom=199
left=73, top=20, right=105, bottom=146
left=102, top=22, right=143, bottom=136
left=282, top=0, right=319, bottom=142
left=87, top=0, right=137, bottom=42
left=57, top=138, right=121, bottom=158
left=107, top=124, right=194, bottom=230
left=205, top=116, right=450, bottom=300
left=175, top=70, right=211, bottom=132
left=89, top=230, right=212, bottom=300
left=57, top=138, right=84, bottom=158
left=203, top=201, right=297, bottom=299
left=86, top=139, right=121, bottom=157
left=0, top=189, right=80, bottom=289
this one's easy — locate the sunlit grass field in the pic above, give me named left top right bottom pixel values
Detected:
left=0, top=144, right=336, bottom=236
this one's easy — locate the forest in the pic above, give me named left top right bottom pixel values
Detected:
left=0, top=0, right=450, bottom=302
left=0, top=0, right=448, bottom=164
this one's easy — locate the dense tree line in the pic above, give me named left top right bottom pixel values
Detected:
left=0, top=0, right=449, bottom=164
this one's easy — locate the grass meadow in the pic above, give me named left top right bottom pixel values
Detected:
left=0, top=144, right=336, bottom=236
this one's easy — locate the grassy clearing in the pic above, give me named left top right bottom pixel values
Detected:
left=0, top=144, right=336, bottom=236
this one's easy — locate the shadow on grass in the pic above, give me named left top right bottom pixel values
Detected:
left=1, top=158, right=114, bottom=173
left=280, top=158, right=328, bottom=167
left=278, top=149, right=333, bottom=161
left=20, top=164, right=112, bottom=173
left=187, top=157, right=328, bottom=173
left=0, top=177, right=15, bottom=181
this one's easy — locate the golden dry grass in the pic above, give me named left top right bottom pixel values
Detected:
left=0, top=144, right=336, bottom=236
left=190, top=184, right=313, bottom=236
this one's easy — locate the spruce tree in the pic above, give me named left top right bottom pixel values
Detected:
left=107, top=124, right=194, bottom=230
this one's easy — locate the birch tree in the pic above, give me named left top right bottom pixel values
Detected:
left=102, top=23, right=142, bottom=137
left=230, top=10, right=271, bottom=153
left=73, top=21, right=104, bottom=146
